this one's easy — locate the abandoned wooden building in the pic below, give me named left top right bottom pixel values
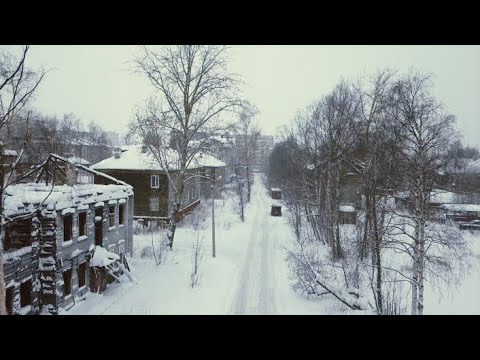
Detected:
left=2, top=154, right=134, bottom=315
left=91, top=145, right=226, bottom=223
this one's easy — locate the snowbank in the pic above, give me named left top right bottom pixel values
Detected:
left=90, top=245, right=120, bottom=267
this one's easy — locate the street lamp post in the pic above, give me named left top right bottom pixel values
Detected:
left=211, top=175, right=222, bottom=258
left=211, top=183, right=215, bottom=258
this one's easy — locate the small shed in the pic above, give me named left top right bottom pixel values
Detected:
left=339, top=204, right=356, bottom=225
left=271, top=188, right=282, bottom=200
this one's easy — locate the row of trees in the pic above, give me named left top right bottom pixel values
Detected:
left=2, top=111, right=115, bottom=167
left=269, top=70, right=475, bottom=315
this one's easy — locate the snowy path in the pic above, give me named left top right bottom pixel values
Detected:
left=231, top=178, right=277, bottom=314
left=64, top=173, right=334, bottom=315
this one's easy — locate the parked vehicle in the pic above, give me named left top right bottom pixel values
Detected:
left=459, top=220, right=480, bottom=231
left=271, top=204, right=282, bottom=216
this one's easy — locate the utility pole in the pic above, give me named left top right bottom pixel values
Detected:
left=211, top=183, right=215, bottom=258
left=211, top=175, right=222, bottom=258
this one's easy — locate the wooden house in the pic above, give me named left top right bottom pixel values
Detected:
left=2, top=154, right=134, bottom=315
left=90, top=145, right=226, bottom=223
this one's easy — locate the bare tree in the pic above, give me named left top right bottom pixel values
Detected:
left=131, top=45, right=243, bottom=250
left=0, top=45, right=46, bottom=315
left=353, top=69, right=398, bottom=314
left=312, top=82, right=360, bottom=259
left=190, top=230, right=204, bottom=288
left=233, top=102, right=259, bottom=203
left=385, top=71, right=458, bottom=315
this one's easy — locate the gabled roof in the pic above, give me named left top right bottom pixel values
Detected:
left=15, top=153, right=129, bottom=187
left=90, top=145, right=226, bottom=171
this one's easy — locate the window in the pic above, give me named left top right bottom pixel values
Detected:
left=149, top=197, right=160, bottom=212
left=20, top=280, right=32, bottom=308
left=6, top=287, right=13, bottom=315
left=78, top=262, right=86, bottom=288
left=64, top=214, right=73, bottom=242
left=151, top=175, right=159, bottom=188
left=205, top=168, right=211, bottom=177
left=63, top=269, right=72, bottom=296
left=119, top=204, right=125, bottom=225
left=109, top=206, right=115, bottom=227
left=119, top=243, right=125, bottom=256
left=78, top=212, right=87, bottom=237
left=4, top=219, right=32, bottom=251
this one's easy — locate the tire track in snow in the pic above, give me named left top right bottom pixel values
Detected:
left=231, top=196, right=262, bottom=314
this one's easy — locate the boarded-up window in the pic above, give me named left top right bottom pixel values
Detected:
left=4, top=219, right=32, bottom=251
left=79, top=212, right=87, bottom=236
left=78, top=262, right=86, bottom=288
left=119, top=204, right=125, bottom=225
left=109, top=206, right=115, bottom=227
left=64, top=214, right=73, bottom=242
left=150, top=197, right=160, bottom=212
left=63, top=269, right=72, bottom=296
left=20, top=280, right=32, bottom=307
left=151, top=175, right=159, bottom=188
left=6, top=287, right=14, bottom=315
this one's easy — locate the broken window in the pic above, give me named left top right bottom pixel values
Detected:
left=4, top=218, right=32, bottom=251
left=20, top=280, right=32, bottom=308
left=64, top=214, right=73, bottom=242
left=119, top=204, right=125, bottom=225
left=109, top=206, right=115, bottom=227
left=79, top=212, right=87, bottom=237
left=6, top=287, right=13, bottom=315
left=63, top=269, right=72, bottom=296
left=78, top=262, right=86, bottom=288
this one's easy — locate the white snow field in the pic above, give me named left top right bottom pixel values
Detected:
left=62, top=173, right=480, bottom=315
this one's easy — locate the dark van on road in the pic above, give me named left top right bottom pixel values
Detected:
left=271, top=204, right=282, bottom=216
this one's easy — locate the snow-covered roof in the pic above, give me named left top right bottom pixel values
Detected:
left=395, top=189, right=458, bottom=204
left=67, top=156, right=90, bottom=166
left=4, top=183, right=133, bottom=218
left=90, top=145, right=226, bottom=171
left=465, top=159, right=480, bottom=174
left=429, top=189, right=456, bottom=204
left=440, top=204, right=480, bottom=212
left=339, top=205, right=355, bottom=213
left=2, top=149, right=18, bottom=156
left=271, top=188, right=281, bottom=192
left=306, top=164, right=315, bottom=171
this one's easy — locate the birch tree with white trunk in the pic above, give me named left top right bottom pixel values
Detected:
left=386, top=71, right=458, bottom=315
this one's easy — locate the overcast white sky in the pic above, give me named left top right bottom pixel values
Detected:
left=11, top=45, right=480, bottom=146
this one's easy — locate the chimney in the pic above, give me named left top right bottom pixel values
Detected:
left=199, top=152, right=203, bottom=158
left=141, top=144, right=148, bottom=153
left=113, top=147, right=121, bottom=159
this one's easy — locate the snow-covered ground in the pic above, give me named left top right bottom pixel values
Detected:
left=424, top=231, right=480, bottom=315
left=63, top=173, right=337, bottom=315
left=61, top=173, right=480, bottom=315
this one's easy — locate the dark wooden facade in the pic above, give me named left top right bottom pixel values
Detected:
left=94, top=169, right=169, bottom=218
left=94, top=166, right=226, bottom=221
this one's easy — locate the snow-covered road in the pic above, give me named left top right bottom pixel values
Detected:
left=231, top=175, right=277, bottom=314
left=63, top=173, right=350, bottom=315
